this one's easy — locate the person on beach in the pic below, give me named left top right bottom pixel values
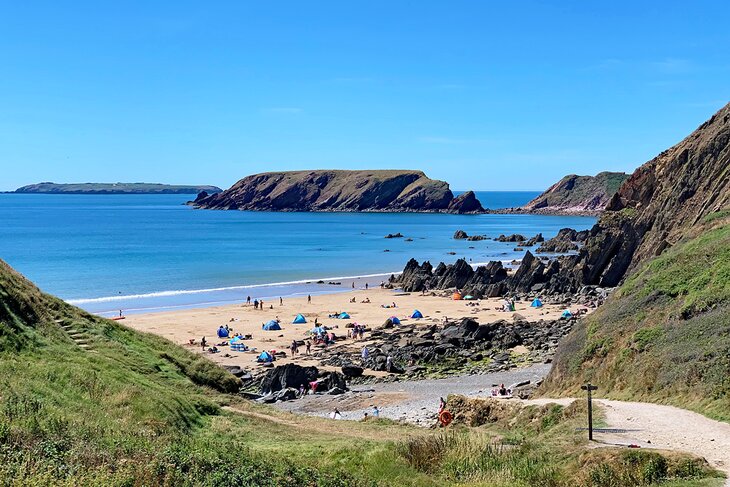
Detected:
left=305, top=341, right=311, bottom=355
left=372, top=405, right=379, bottom=417
left=201, top=337, right=207, bottom=349
left=385, top=355, right=393, bottom=372
left=361, top=346, right=369, bottom=360
left=365, top=282, right=368, bottom=290
left=253, top=299, right=259, bottom=309
left=246, top=296, right=251, bottom=305
left=438, top=397, right=446, bottom=412
left=290, top=340, right=298, bottom=356
left=352, top=282, right=355, bottom=289
left=330, top=408, right=342, bottom=420
left=260, top=299, right=264, bottom=309
left=280, top=297, right=283, bottom=306
left=308, top=294, right=311, bottom=303
left=119, top=309, right=123, bottom=317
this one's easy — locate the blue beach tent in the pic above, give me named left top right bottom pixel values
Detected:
left=411, top=310, right=424, bottom=319
left=257, top=350, right=274, bottom=362
left=561, top=309, right=573, bottom=319
left=338, top=312, right=351, bottom=319
left=217, top=326, right=229, bottom=338
left=531, top=298, right=543, bottom=308
left=293, top=313, right=307, bottom=324
left=262, top=320, right=282, bottom=331
left=389, top=316, right=401, bottom=325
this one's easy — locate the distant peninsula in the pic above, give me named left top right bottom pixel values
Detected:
left=490, top=171, right=629, bottom=216
left=191, top=170, right=484, bottom=213
left=13, top=182, right=223, bottom=195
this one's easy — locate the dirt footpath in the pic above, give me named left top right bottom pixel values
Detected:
left=529, top=398, right=730, bottom=485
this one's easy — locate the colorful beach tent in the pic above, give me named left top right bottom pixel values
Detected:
left=293, top=313, right=307, bottom=324
left=411, top=310, right=423, bottom=319
left=217, top=326, right=229, bottom=338
left=389, top=316, right=401, bottom=325
left=531, top=298, right=543, bottom=308
left=338, top=312, right=351, bottom=319
left=257, top=350, right=273, bottom=362
left=262, top=320, right=282, bottom=331
left=561, top=309, right=573, bottom=319
left=452, top=292, right=462, bottom=300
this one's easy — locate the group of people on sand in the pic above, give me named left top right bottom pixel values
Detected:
left=289, top=339, right=312, bottom=356
left=349, top=296, right=372, bottom=303
left=245, top=295, right=280, bottom=310
left=348, top=324, right=366, bottom=340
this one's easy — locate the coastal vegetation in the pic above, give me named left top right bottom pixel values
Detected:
left=1, top=258, right=721, bottom=485
left=542, top=216, right=730, bottom=421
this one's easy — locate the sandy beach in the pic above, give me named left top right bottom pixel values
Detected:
left=123, top=285, right=575, bottom=375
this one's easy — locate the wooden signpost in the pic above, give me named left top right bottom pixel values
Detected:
left=581, top=383, right=598, bottom=440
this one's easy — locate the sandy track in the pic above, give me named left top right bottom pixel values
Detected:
left=529, top=398, right=730, bottom=485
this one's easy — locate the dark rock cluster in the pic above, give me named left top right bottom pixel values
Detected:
left=536, top=228, right=589, bottom=253
left=319, top=316, right=577, bottom=380
left=257, top=363, right=349, bottom=403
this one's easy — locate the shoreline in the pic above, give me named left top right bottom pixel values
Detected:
left=78, top=261, right=519, bottom=317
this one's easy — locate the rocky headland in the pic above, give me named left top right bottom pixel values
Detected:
left=191, top=170, right=484, bottom=213
left=489, top=171, right=629, bottom=216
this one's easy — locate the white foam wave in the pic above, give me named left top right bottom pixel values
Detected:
left=66, top=270, right=401, bottom=305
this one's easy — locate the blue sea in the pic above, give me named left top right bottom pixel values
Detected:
left=0, top=192, right=595, bottom=316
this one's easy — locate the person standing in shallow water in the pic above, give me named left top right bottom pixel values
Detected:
left=308, top=294, right=311, bottom=304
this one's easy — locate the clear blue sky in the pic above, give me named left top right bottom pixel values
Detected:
left=1, top=1, right=728, bottom=191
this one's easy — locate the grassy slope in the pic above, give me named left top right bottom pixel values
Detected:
left=541, top=214, right=730, bottom=421
left=0, top=259, right=722, bottom=486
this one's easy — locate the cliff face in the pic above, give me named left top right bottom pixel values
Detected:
left=570, top=102, right=730, bottom=287
left=494, top=172, right=629, bottom=216
left=393, top=102, right=730, bottom=297
left=193, top=170, right=484, bottom=213
left=14, top=182, right=222, bottom=194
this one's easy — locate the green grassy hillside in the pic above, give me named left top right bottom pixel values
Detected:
left=541, top=214, right=730, bottom=420
left=0, top=259, right=721, bottom=486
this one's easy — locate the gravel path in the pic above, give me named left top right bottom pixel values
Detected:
left=529, top=398, right=730, bottom=485
left=274, top=364, right=551, bottom=425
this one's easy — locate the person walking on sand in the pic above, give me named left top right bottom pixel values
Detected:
left=305, top=340, right=311, bottom=355
left=201, top=336, right=207, bottom=349
left=290, top=340, right=298, bottom=356
left=280, top=297, right=283, bottom=306
left=308, top=294, right=311, bottom=304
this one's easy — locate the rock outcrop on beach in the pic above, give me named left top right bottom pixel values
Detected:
left=319, top=315, right=578, bottom=380
left=396, top=103, right=730, bottom=297
left=492, top=171, right=629, bottom=216
left=13, top=182, right=222, bottom=194
left=192, top=170, right=484, bottom=213
left=535, top=228, right=589, bottom=253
